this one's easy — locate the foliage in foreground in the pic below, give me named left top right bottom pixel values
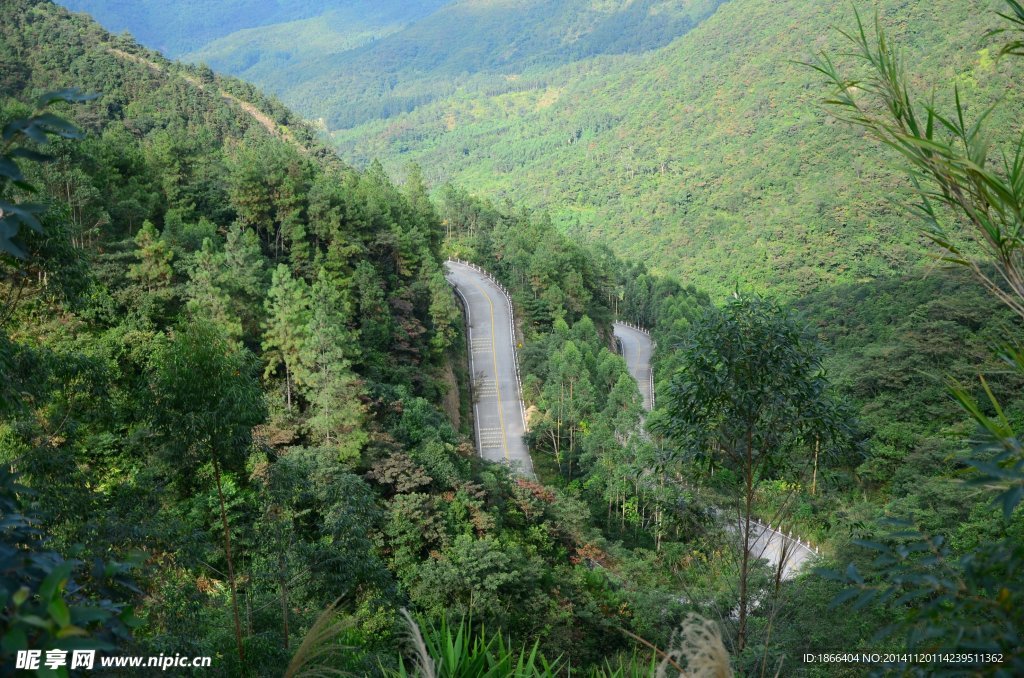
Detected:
left=808, top=3, right=1024, bottom=672
left=373, top=611, right=731, bottom=678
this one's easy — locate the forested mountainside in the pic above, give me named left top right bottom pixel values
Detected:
left=4, top=0, right=1024, bottom=675
left=0, top=2, right=750, bottom=674
left=57, top=1, right=451, bottom=57
left=67, top=0, right=1024, bottom=299
left=60, top=0, right=729, bottom=133
left=183, top=1, right=449, bottom=91
left=331, top=0, right=1024, bottom=299
left=235, top=0, right=729, bottom=131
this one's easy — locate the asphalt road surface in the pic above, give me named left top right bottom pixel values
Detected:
left=445, top=260, right=533, bottom=476
left=613, top=321, right=815, bottom=579
left=613, top=322, right=654, bottom=411
left=740, top=517, right=816, bottom=580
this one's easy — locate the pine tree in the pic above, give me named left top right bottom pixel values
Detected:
left=128, top=219, right=173, bottom=291
left=222, top=223, right=269, bottom=338
left=302, top=268, right=367, bottom=464
left=263, top=264, right=311, bottom=409
left=425, top=264, right=460, bottom=355
left=185, top=238, right=243, bottom=339
left=404, top=162, right=443, bottom=253
left=353, top=260, right=392, bottom=359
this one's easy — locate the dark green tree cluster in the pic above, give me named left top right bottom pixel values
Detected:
left=0, top=1, right=501, bottom=672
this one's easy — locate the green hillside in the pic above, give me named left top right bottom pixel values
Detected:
left=334, top=0, right=1024, bottom=298
left=58, top=0, right=448, bottom=56
left=184, top=3, right=443, bottom=91
left=59, top=0, right=1024, bottom=298
left=7, top=0, right=1024, bottom=673
left=60, top=0, right=728, bottom=131
left=275, top=0, right=728, bottom=129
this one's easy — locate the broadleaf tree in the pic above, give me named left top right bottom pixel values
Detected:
left=659, top=294, right=849, bottom=653
left=149, top=319, right=266, bottom=667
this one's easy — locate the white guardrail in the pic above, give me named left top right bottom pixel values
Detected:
left=616, top=320, right=657, bottom=410
left=750, top=517, right=820, bottom=557
left=447, top=258, right=528, bottom=431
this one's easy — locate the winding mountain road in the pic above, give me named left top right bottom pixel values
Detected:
left=612, top=323, right=816, bottom=579
left=736, top=517, right=816, bottom=580
left=444, top=262, right=815, bottom=575
left=445, top=260, right=533, bottom=476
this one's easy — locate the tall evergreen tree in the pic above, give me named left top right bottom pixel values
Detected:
left=263, top=264, right=311, bottom=409
left=128, top=219, right=173, bottom=291
left=222, top=223, right=269, bottom=338
left=302, top=268, right=367, bottom=464
left=185, top=237, right=242, bottom=339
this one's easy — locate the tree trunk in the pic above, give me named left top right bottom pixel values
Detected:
left=214, top=458, right=246, bottom=666
left=738, top=429, right=754, bottom=652
left=284, top=362, right=292, bottom=410
left=279, top=548, right=290, bottom=650
left=812, top=436, right=820, bottom=496
left=567, top=424, right=574, bottom=481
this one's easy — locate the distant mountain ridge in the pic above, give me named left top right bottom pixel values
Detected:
left=57, top=0, right=1024, bottom=298
left=58, top=0, right=450, bottom=56
left=58, top=1, right=728, bottom=129
left=275, top=0, right=728, bottom=129
left=334, top=0, right=1024, bottom=297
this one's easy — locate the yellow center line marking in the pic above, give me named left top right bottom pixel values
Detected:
left=468, top=277, right=510, bottom=464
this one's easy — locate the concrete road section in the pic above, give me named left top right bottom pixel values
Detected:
left=742, top=518, right=817, bottom=580
left=613, top=322, right=654, bottom=411
left=445, top=260, right=533, bottom=476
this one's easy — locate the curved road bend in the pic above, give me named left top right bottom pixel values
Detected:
left=445, top=261, right=534, bottom=476
left=612, top=322, right=815, bottom=579
left=613, top=322, right=654, bottom=411
left=740, top=518, right=814, bottom=580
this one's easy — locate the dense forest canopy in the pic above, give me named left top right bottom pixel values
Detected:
left=63, top=0, right=1024, bottom=300
left=327, top=0, right=1024, bottom=300
left=0, top=2, right=751, bottom=674
left=59, top=0, right=729, bottom=132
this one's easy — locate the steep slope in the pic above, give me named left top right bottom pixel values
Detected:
left=335, top=0, right=1024, bottom=298
left=2, top=4, right=748, bottom=672
left=59, top=0, right=729, bottom=130
left=0, top=0, right=460, bottom=668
